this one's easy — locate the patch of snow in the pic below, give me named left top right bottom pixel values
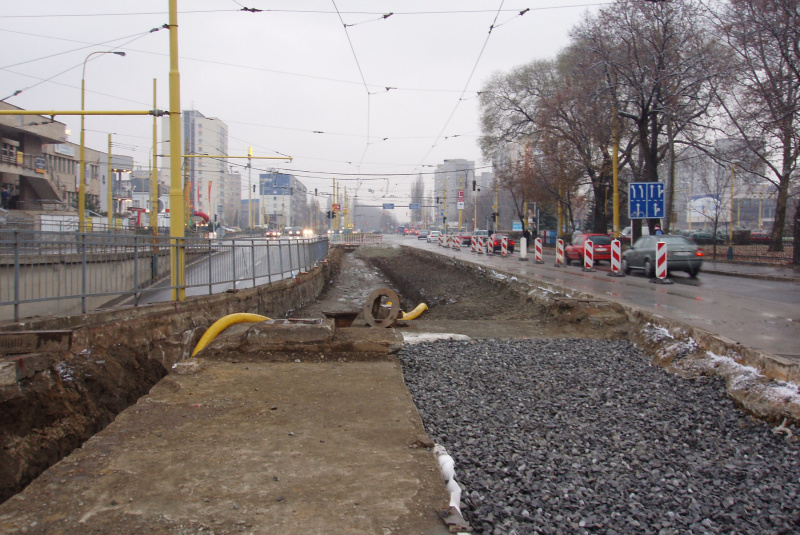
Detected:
left=54, top=362, right=74, bottom=383
left=403, top=333, right=471, bottom=345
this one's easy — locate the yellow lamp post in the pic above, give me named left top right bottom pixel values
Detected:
left=79, top=50, right=125, bottom=231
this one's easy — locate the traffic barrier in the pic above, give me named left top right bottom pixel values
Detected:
left=519, top=237, right=528, bottom=261
left=652, top=240, right=673, bottom=284
left=453, top=235, right=461, bottom=250
left=555, top=238, right=565, bottom=267
left=535, top=237, right=544, bottom=264
left=470, top=236, right=477, bottom=253
left=583, top=238, right=595, bottom=272
left=477, top=236, right=484, bottom=254
left=608, top=239, right=625, bottom=277
left=438, top=234, right=443, bottom=247
left=501, top=237, right=508, bottom=256
left=486, top=237, right=493, bottom=255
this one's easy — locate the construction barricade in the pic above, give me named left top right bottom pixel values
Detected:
left=583, top=238, right=596, bottom=272
left=608, top=239, right=624, bottom=277
left=534, top=237, right=544, bottom=264
left=555, top=238, right=565, bottom=267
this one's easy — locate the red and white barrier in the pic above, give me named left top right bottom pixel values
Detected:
left=453, top=235, right=461, bottom=250
left=583, top=238, right=595, bottom=271
left=470, top=236, right=477, bottom=253
left=438, top=234, right=443, bottom=247
left=486, top=237, right=493, bottom=255
left=656, top=240, right=668, bottom=279
left=609, top=239, right=623, bottom=276
left=501, top=237, right=508, bottom=256
left=535, top=237, right=543, bottom=263
left=477, top=236, right=484, bottom=254
left=555, top=238, right=565, bottom=266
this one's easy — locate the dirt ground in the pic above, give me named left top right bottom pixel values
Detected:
left=0, top=244, right=631, bottom=534
left=342, top=245, right=625, bottom=341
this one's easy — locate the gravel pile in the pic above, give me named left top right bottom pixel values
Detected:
left=398, top=339, right=799, bottom=535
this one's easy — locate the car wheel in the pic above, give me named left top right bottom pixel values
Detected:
left=688, top=266, right=699, bottom=278
left=644, top=259, right=654, bottom=278
left=622, top=258, right=631, bottom=275
left=564, top=254, right=571, bottom=265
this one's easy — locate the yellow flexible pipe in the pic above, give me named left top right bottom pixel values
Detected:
left=191, top=313, right=271, bottom=356
left=400, top=303, right=428, bottom=321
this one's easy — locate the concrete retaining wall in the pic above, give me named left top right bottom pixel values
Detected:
left=0, top=250, right=338, bottom=503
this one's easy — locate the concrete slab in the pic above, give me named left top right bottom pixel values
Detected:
left=0, top=359, right=451, bottom=535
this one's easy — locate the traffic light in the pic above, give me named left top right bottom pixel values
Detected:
left=436, top=197, right=440, bottom=204
left=491, top=212, right=498, bottom=222
left=472, top=180, right=476, bottom=191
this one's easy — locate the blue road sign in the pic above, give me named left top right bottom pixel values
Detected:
left=382, top=203, right=395, bottom=210
left=409, top=203, right=421, bottom=210
left=628, top=182, right=665, bottom=219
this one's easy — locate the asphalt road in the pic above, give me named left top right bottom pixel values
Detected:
left=395, top=235, right=800, bottom=363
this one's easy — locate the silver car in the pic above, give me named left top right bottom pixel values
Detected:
left=622, top=235, right=704, bottom=278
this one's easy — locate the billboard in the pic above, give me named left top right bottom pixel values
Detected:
left=688, top=194, right=720, bottom=223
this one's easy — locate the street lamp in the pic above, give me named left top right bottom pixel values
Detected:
left=79, top=50, right=125, bottom=231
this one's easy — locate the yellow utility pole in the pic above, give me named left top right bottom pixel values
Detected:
left=150, top=78, right=158, bottom=234
left=458, top=172, right=463, bottom=231
left=168, top=0, right=185, bottom=301
left=247, top=147, right=253, bottom=229
left=107, top=134, right=113, bottom=229
left=612, top=104, right=620, bottom=238
left=442, top=176, right=447, bottom=233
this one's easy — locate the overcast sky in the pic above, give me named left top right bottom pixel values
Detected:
left=2, top=1, right=608, bottom=205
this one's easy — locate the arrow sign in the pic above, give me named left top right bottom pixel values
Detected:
left=628, top=182, right=665, bottom=220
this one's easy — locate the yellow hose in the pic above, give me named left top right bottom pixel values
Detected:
left=400, top=303, right=428, bottom=321
left=191, top=313, right=271, bottom=356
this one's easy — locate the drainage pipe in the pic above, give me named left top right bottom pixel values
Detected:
left=191, top=313, right=271, bottom=356
left=400, top=303, right=428, bottom=321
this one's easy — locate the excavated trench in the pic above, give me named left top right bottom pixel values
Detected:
left=1, top=244, right=795, bottom=508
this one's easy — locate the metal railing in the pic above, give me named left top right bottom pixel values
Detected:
left=329, top=232, right=384, bottom=245
left=0, top=229, right=328, bottom=321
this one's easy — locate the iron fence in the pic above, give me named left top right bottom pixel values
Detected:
left=0, top=229, right=328, bottom=321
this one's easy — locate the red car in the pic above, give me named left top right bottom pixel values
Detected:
left=487, top=233, right=515, bottom=253
left=565, top=233, right=612, bottom=265
left=457, top=232, right=473, bottom=246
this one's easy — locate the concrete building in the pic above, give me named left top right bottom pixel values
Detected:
left=160, top=110, right=234, bottom=225
left=258, top=171, right=308, bottom=229
left=672, top=140, right=776, bottom=231
left=1, top=102, right=134, bottom=221
left=1, top=102, right=68, bottom=211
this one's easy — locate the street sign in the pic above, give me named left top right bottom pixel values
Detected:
left=382, top=203, right=395, bottom=210
left=457, top=201, right=465, bottom=209
left=512, top=220, right=522, bottom=231
left=409, top=203, right=420, bottom=210
left=332, top=203, right=341, bottom=212
left=628, top=182, right=665, bottom=219
left=457, top=190, right=464, bottom=202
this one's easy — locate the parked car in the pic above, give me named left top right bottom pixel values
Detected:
left=689, top=229, right=724, bottom=245
left=565, top=233, right=612, bottom=265
left=749, top=230, right=771, bottom=244
left=487, top=233, right=515, bottom=253
left=622, top=234, right=704, bottom=278
left=427, top=230, right=441, bottom=243
left=618, top=225, right=650, bottom=245
left=417, top=230, right=429, bottom=239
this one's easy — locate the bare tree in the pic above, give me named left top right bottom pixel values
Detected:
left=708, top=0, right=800, bottom=253
left=574, top=0, right=723, bottom=240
